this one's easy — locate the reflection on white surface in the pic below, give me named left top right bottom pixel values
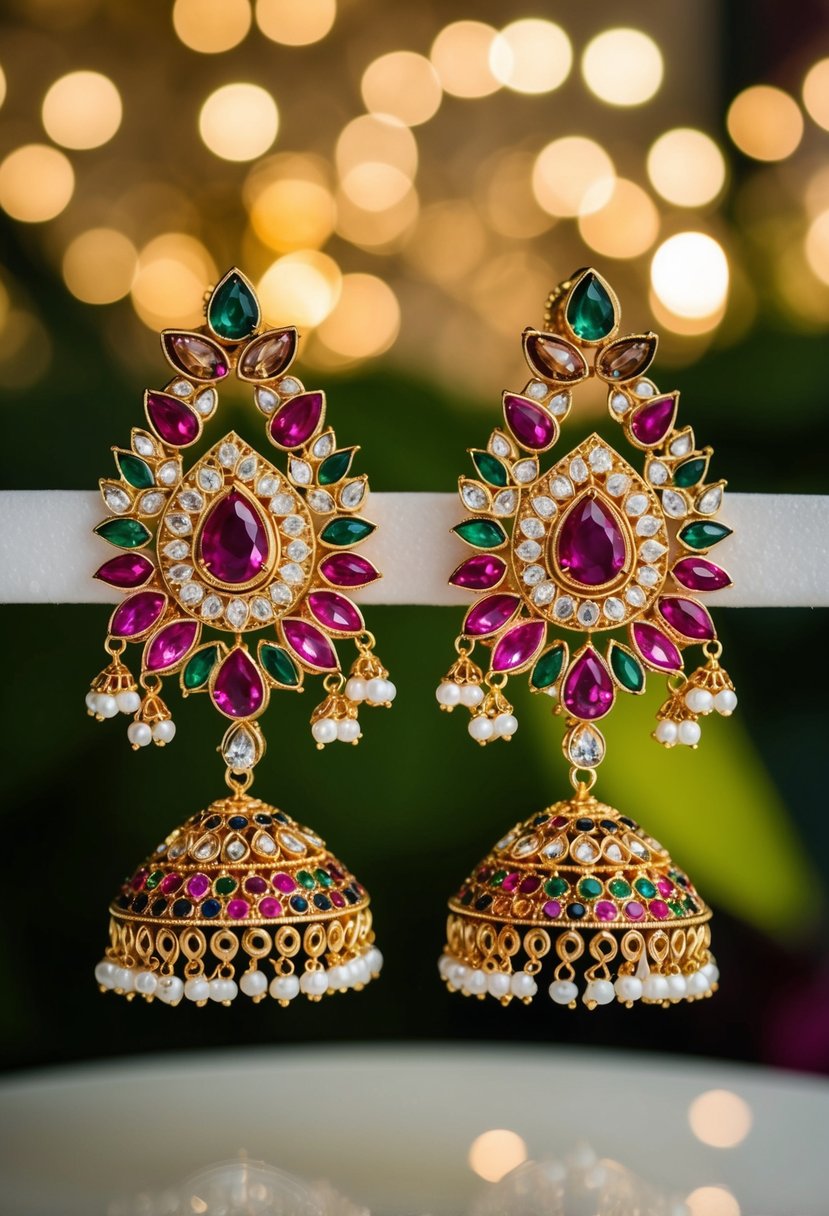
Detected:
left=468, top=1129, right=528, bottom=1183
left=688, top=1090, right=753, bottom=1149
left=686, top=1186, right=741, bottom=1216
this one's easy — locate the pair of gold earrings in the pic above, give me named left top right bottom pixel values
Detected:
left=89, top=267, right=735, bottom=1011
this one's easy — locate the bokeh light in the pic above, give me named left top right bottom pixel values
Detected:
left=405, top=200, right=487, bottom=286
left=582, top=28, right=663, bottom=106
left=688, top=1089, right=753, bottom=1148
left=0, top=145, right=74, bottom=222
left=651, top=232, right=729, bottom=319
left=316, top=274, right=399, bottom=359
left=805, top=209, right=829, bottom=284
left=579, top=178, right=659, bottom=258
left=803, top=58, right=829, bottom=131
left=430, top=21, right=501, bottom=99
left=335, top=188, right=419, bottom=251
left=130, top=233, right=216, bottom=329
left=257, top=251, right=341, bottom=328
left=255, top=0, right=335, bottom=46
left=361, top=52, right=442, bottom=127
left=727, top=85, right=803, bottom=160
left=489, top=19, right=572, bottom=95
left=172, top=0, right=251, bottom=53
left=336, top=114, right=417, bottom=210
left=250, top=178, right=335, bottom=253
left=647, top=128, right=726, bottom=207
left=41, top=71, right=122, bottom=150
left=0, top=64, right=6, bottom=109
left=479, top=150, right=554, bottom=239
left=63, top=229, right=137, bottom=304
left=468, top=1129, right=528, bottom=1183
left=199, top=83, right=278, bottom=161
left=532, top=136, right=615, bottom=217
left=686, top=1186, right=741, bottom=1216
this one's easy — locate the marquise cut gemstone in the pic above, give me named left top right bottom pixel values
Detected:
left=672, top=557, right=731, bottom=592
left=566, top=272, right=616, bottom=341
left=631, top=621, right=682, bottom=672
left=162, top=332, right=228, bottom=380
left=561, top=647, right=615, bottom=720
left=629, top=396, right=675, bottom=446
left=211, top=649, right=265, bottom=718
left=678, top=520, right=732, bottom=550
left=145, top=619, right=199, bottom=671
left=464, top=593, right=520, bottom=637
left=198, top=490, right=270, bottom=585
left=307, top=590, right=363, bottom=633
left=282, top=618, right=338, bottom=669
left=95, top=518, right=151, bottom=548
left=597, top=336, right=656, bottom=382
left=146, top=393, right=200, bottom=446
left=269, top=392, right=324, bottom=449
left=503, top=394, right=557, bottom=450
left=110, top=591, right=166, bottom=637
left=208, top=272, right=260, bottom=341
left=318, top=553, right=379, bottom=587
left=491, top=619, right=546, bottom=672
left=94, top=553, right=154, bottom=589
left=238, top=329, right=297, bottom=380
left=556, top=495, right=627, bottom=586
left=524, top=333, right=587, bottom=382
left=657, top=595, right=715, bottom=640
left=449, top=553, right=506, bottom=590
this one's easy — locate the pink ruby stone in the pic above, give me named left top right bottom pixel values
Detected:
left=503, top=394, right=557, bottom=450
left=519, top=875, right=541, bottom=894
left=630, top=396, right=675, bottom=446
left=259, top=897, right=282, bottom=917
left=450, top=554, right=506, bottom=591
left=146, top=392, right=200, bottom=446
left=649, top=899, right=670, bottom=920
left=199, top=490, right=270, bottom=585
left=542, top=900, right=562, bottom=918
left=492, top=619, right=546, bottom=672
left=319, top=553, right=379, bottom=588
left=330, top=890, right=346, bottom=908
left=307, top=590, right=363, bottom=634
left=658, top=596, right=716, bottom=640
left=145, top=619, right=198, bottom=671
left=562, top=647, right=615, bottom=720
left=186, top=873, right=210, bottom=899
left=672, top=557, right=731, bottom=592
left=464, top=593, right=519, bottom=637
left=657, top=878, right=674, bottom=897
left=269, top=392, right=323, bottom=448
left=159, top=873, right=182, bottom=895
left=95, top=553, right=154, bottom=589
left=110, top=590, right=166, bottom=637
left=632, top=622, right=682, bottom=672
left=556, top=495, right=627, bottom=586
left=501, top=872, right=520, bottom=893
left=282, top=618, right=338, bottom=670
left=625, top=900, right=646, bottom=921
left=551, top=815, right=568, bottom=828
left=212, top=649, right=265, bottom=718
left=226, top=899, right=250, bottom=920
left=131, top=868, right=148, bottom=891
left=273, top=872, right=296, bottom=893
left=595, top=900, right=618, bottom=922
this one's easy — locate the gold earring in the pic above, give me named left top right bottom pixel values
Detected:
left=436, top=268, right=735, bottom=1010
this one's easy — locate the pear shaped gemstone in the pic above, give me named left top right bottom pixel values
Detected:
left=146, top=393, right=200, bottom=447
left=198, top=489, right=270, bottom=586
left=503, top=394, right=557, bottom=450
left=561, top=647, right=615, bottom=720
left=269, top=392, right=324, bottom=449
left=556, top=495, right=627, bottom=586
left=630, top=396, right=676, bottom=446
left=211, top=648, right=265, bottom=718
left=566, top=272, right=616, bottom=341
left=208, top=271, right=260, bottom=341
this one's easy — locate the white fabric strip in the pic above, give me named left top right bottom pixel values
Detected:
left=0, top=490, right=827, bottom=607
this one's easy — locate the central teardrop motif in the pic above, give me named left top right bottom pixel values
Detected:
left=198, top=489, right=272, bottom=587
left=555, top=493, right=628, bottom=587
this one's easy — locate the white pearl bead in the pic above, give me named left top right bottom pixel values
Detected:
left=184, top=977, right=211, bottom=1003
left=94, top=960, right=117, bottom=989
left=337, top=717, right=361, bottom=742
left=701, top=961, right=720, bottom=985
left=655, top=719, right=678, bottom=745
left=459, top=683, right=484, bottom=707
left=354, top=957, right=372, bottom=985
left=366, top=677, right=387, bottom=704
left=463, top=969, right=487, bottom=996
left=116, top=690, right=141, bottom=714
left=112, top=967, right=134, bottom=993
left=366, top=947, right=383, bottom=975
left=666, top=973, right=688, bottom=1000
left=156, top=975, right=184, bottom=1005
left=209, top=977, right=237, bottom=1003
left=437, top=954, right=453, bottom=980
left=85, top=691, right=98, bottom=712
left=345, top=677, right=366, bottom=702
left=383, top=680, right=397, bottom=702
left=153, top=719, right=176, bottom=743
left=494, top=713, right=518, bottom=737
left=270, top=974, right=300, bottom=1001
left=678, top=719, right=701, bottom=746
left=643, top=974, right=670, bottom=1001
left=510, top=971, right=537, bottom=999
left=584, top=979, right=615, bottom=1006
left=300, top=969, right=328, bottom=996
left=687, top=970, right=709, bottom=996
left=311, top=717, right=337, bottom=744
left=97, top=694, right=119, bottom=719
left=714, top=688, right=738, bottom=715
left=487, top=972, right=511, bottom=999
left=327, top=965, right=348, bottom=990
left=127, top=721, right=152, bottom=748
left=240, top=970, right=268, bottom=997
left=343, top=959, right=363, bottom=987
left=685, top=687, right=714, bottom=714
left=614, top=975, right=643, bottom=1002
left=549, top=979, right=578, bottom=1005
left=134, top=970, right=158, bottom=996
left=447, top=962, right=468, bottom=990
left=468, top=716, right=494, bottom=742
left=436, top=681, right=461, bottom=707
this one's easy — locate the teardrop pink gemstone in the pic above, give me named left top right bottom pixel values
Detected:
left=212, top=649, right=265, bottom=718
left=503, top=394, right=557, bottom=450
left=94, top=553, right=154, bottom=589
left=282, top=618, right=338, bottom=669
left=492, top=620, right=546, bottom=672
left=630, top=396, right=675, bottom=446
left=556, top=495, right=627, bottom=586
left=672, top=557, right=731, bottom=592
left=198, top=490, right=270, bottom=585
left=162, top=332, right=228, bottom=380
left=319, top=553, right=379, bottom=588
left=632, top=621, right=682, bottom=672
left=146, top=393, right=200, bottom=446
left=658, top=596, right=715, bottom=640
left=450, top=554, right=506, bottom=591
left=145, top=619, right=199, bottom=671
left=110, top=591, right=166, bottom=637
left=307, top=590, right=363, bottom=633
left=269, top=392, right=323, bottom=448
left=239, top=329, right=297, bottom=379
left=562, top=647, right=615, bottom=720
left=464, top=593, right=520, bottom=637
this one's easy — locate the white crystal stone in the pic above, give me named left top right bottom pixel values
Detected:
left=626, top=585, right=646, bottom=607
left=670, top=431, right=693, bottom=457
left=104, top=486, right=131, bottom=513
left=226, top=599, right=249, bottom=628
left=605, top=842, right=623, bottom=862
left=178, top=488, right=203, bottom=511
left=180, top=581, right=204, bottom=605
left=640, top=540, right=667, bottom=561
left=523, top=564, right=545, bottom=586
left=254, top=386, right=278, bottom=414
left=226, top=839, right=247, bottom=861
left=603, top=597, right=624, bottom=621
left=577, top=601, right=600, bottom=627
left=532, top=495, right=555, bottom=518
left=647, top=461, right=669, bottom=485
left=290, top=459, right=312, bottom=484
left=520, top=517, right=545, bottom=539
left=697, top=486, right=722, bottom=514
left=157, top=460, right=180, bottom=486
left=526, top=379, right=548, bottom=399
left=554, top=595, right=574, bottom=620
left=269, top=493, right=294, bottom=515
left=256, top=474, right=278, bottom=497
left=313, top=432, right=334, bottom=458
left=489, top=433, right=511, bottom=458
left=543, top=839, right=565, bottom=858
left=219, top=442, right=240, bottom=469
left=493, top=490, right=517, bottom=515
left=280, top=562, right=304, bottom=584
left=223, top=726, right=257, bottom=770
left=569, top=457, right=588, bottom=484
left=139, top=491, right=164, bottom=515
left=271, top=582, right=293, bottom=605
left=201, top=594, right=223, bottom=619
left=461, top=484, right=487, bottom=510
left=589, top=445, right=612, bottom=472
left=308, top=489, right=336, bottom=513
left=198, top=467, right=222, bottom=492
left=624, top=493, right=648, bottom=516
left=251, top=597, right=272, bottom=621
left=513, top=459, right=538, bottom=484
left=277, top=376, right=302, bottom=394
left=663, top=489, right=688, bottom=518
left=575, top=841, right=599, bottom=862
left=532, top=581, right=555, bottom=606
left=516, top=539, right=541, bottom=561
left=550, top=475, right=573, bottom=499
left=166, top=513, right=192, bottom=535
left=254, top=832, right=277, bottom=854
left=637, top=565, right=660, bottom=587
left=634, top=378, right=656, bottom=397
left=549, top=391, right=570, bottom=416
left=194, top=387, right=216, bottom=415
left=606, top=473, right=629, bottom=497
left=341, top=480, right=365, bottom=508
left=636, top=515, right=660, bottom=537
left=568, top=725, right=604, bottom=766
left=286, top=539, right=310, bottom=562
left=168, top=563, right=192, bottom=582
left=282, top=514, right=305, bottom=536
left=609, top=390, right=630, bottom=415
left=171, top=379, right=192, bottom=397
left=164, top=540, right=189, bottom=559
left=133, top=435, right=156, bottom=457
left=238, top=456, right=258, bottom=481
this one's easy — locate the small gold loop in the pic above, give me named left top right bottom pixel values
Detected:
left=647, top=929, right=670, bottom=965
left=210, top=929, right=239, bottom=962
left=140, top=673, right=163, bottom=693
left=454, top=634, right=474, bottom=657
left=485, top=671, right=508, bottom=690
left=667, top=673, right=687, bottom=693
left=620, top=930, right=646, bottom=963
left=556, top=930, right=584, bottom=964
left=303, top=923, right=327, bottom=959
left=275, top=926, right=301, bottom=958
left=569, top=767, right=597, bottom=793
left=242, top=928, right=272, bottom=959
left=703, top=639, right=723, bottom=660
left=588, top=931, right=618, bottom=964
left=357, top=630, right=376, bottom=651
left=323, top=672, right=346, bottom=694
left=105, top=636, right=127, bottom=657
left=225, top=767, right=253, bottom=794
left=328, top=921, right=345, bottom=955
left=523, top=928, right=551, bottom=963
left=180, top=929, right=207, bottom=963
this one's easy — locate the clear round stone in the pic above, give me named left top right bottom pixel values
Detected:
left=570, top=457, right=588, bottom=484
left=520, top=517, right=545, bottom=539
left=270, top=582, right=292, bottom=605
left=178, top=489, right=203, bottom=511
left=640, top=540, right=667, bottom=562
left=568, top=726, right=604, bottom=766
left=589, top=446, right=612, bottom=473
left=636, top=515, right=660, bottom=537
left=532, top=495, right=555, bottom=518
left=532, top=582, right=555, bottom=606
left=290, top=459, right=312, bottom=485
left=168, top=563, right=193, bottom=582
left=219, top=443, right=240, bottom=469
left=286, top=539, right=310, bottom=562
left=577, top=601, right=600, bottom=627
left=254, top=387, right=278, bottom=414
left=198, top=467, right=222, bottom=492
left=624, top=493, right=648, bottom=517
left=637, top=565, right=660, bottom=587
left=308, top=489, right=336, bottom=513
left=697, top=486, right=722, bottom=514
left=635, top=379, right=656, bottom=397
left=662, top=489, right=688, bottom=518
left=523, top=564, right=545, bottom=586
left=238, top=456, right=258, bottom=481
left=277, top=376, right=302, bottom=395
left=280, top=562, right=304, bottom=585
left=670, top=431, right=693, bottom=457
left=181, top=581, right=204, bottom=605
left=549, top=392, right=570, bottom=416
left=256, top=475, right=278, bottom=497
left=227, top=839, right=247, bottom=861
left=606, top=473, right=629, bottom=497
left=223, top=727, right=257, bottom=770
left=194, top=388, right=216, bottom=415
left=550, top=475, right=573, bottom=499
left=269, top=493, right=294, bottom=515
left=226, top=599, right=249, bottom=628
left=516, top=539, right=541, bottom=561
left=554, top=595, right=574, bottom=620
left=313, top=432, right=334, bottom=458
left=647, top=461, right=669, bottom=486
left=489, top=433, right=511, bottom=458
left=282, top=515, right=305, bottom=536
left=201, top=594, right=223, bottom=619
left=341, top=480, right=365, bottom=509
left=133, top=435, right=155, bottom=457
left=171, top=379, right=192, bottom=397
left=157, top=461, right=180, bottom=486
left=251, top=597, right=272, bottom=621
left=526, top=379, right=549, bottom=400
left=493, top=490, right=517, bottom=515
left=104, top=486, right=131, bottom=513
left=164, top=540, right=189, bottom=559
left=139, top=492, right=164, bottom=515
left=513, top=459, right=538, bottom=484
left=166, top=513, right=192, bottom=535
left=609, top=390, right=630, bottom=415
left=626, top=586, right=646, bottom=607
left=603, top=597, right=624, bottom=621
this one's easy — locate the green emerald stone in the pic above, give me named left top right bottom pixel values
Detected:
left=472, top=450, right=508, bottom=487
left=116, top=452, right=154, bottom=489
left=530, top=645, right=566, bottom=690
left=215, top=876, right=237, bottom=895
left=608, top=878, right=631, bottom=899
left=208, top=272, right=260, bottom=341
left=490, top=870, right=507, bottom=886
left=634, top=877, right=656, bottom=899
left=183, top=645, right=218, bottom=691
left=94, top=517, right=151, bottom=548
left=673, top=457, right=707, bottom=488
left=678, top=520, right=732, bottom=550
left=566, top=272, right=616, bottom=341
left=260, top=643, right=300, bottom=687
left=297, top=870, right=316, bottom=889
left=545, top=876, right=568, bottom=898
left=453, top=518, right=506, bottom=549
left=318, top=449, right=353, bottom=486
left=145, top=870, right=163, bottom=890
left=578, top=876, right=603, bottom=900
left=668, top=900, right=685, bottom=916
left=609, top=644, right=644, bottom=693
left=321, top=517, right=375, bottom=546
left=315, top=868, right=333, bottom=887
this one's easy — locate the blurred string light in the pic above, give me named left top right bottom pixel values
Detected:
left=687, top=1089, right=753, bottom=1149
left=63, top=228, right=137, bottom=303
left=532, top=135, right=615, bottom=217
left=335, top=187, right=419, bottom=252
left=172, top=0, right=251, bottom=53
left=489, top=19, right=572, bottom=95
left=578, top=178, right=659, bottom=258
left=249, top=174, right=335, bottom=252
left=315, top=274, right=399, bottom=360
left=336, top=113, right=417, bottom=210
left=685, top=1187, right=741, bottom=1216
left=468, top=1129, right=528, bottom=1183
left=727, top=85, right=803, bottom=160
left=257, top=251, right=341, bottom=328
left=650, top=232, right=729, bottom=333
left=361, top=52, right=442, bottom=127
left=430, top=21, right=501, bottom=99
left=199, top=83, right=278, bottom=161
left=255, top=0, right=335, bottom=46
left=802, top=58, right=829, bottom=130
left=0, top=144, right=74, bottom=222
left=804, top=208, right=829, bottom=284
left=647, top=128, right=726, bottom=207
left=130, top=233, right=216, bottom=329
left=581, top=28, right=663, bottom=106
left=42, top=71, right=122, bottom=150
